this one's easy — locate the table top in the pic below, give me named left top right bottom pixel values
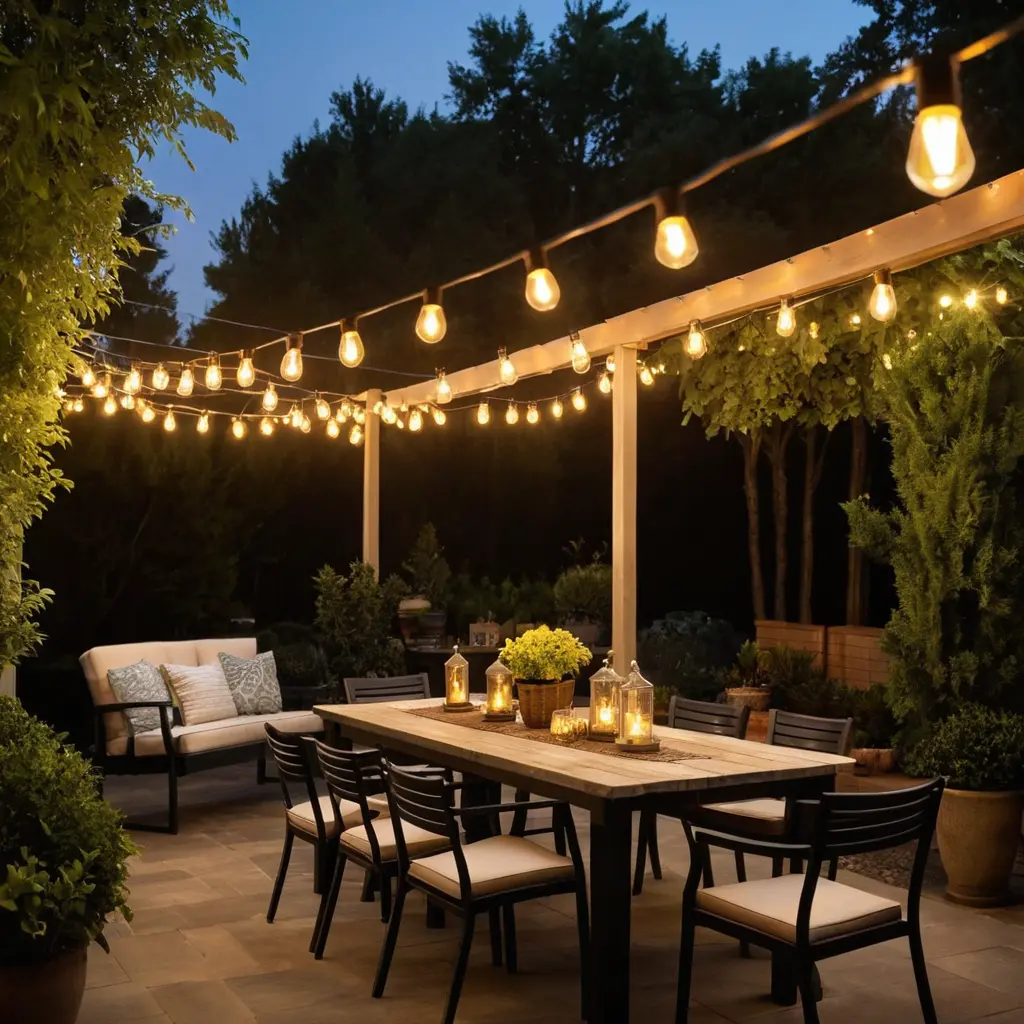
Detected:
left=315, top=699, right=854, bottom=805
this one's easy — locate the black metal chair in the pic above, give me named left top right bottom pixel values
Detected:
left=633, top=697, right=751, bottom=895
left=372, top=761, right=591, bottom=1024
left=675, top=779, right=945, bottom=1024
left=343, top=674, right=431, bottom=704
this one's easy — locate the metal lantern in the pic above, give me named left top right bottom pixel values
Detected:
left=589, top=651, right=624, bottom=742
left=616, top=660, right=659, bottom=751
left=444, top=644, right=472, bottom=712
left=483, top=657, right=515, bottom=721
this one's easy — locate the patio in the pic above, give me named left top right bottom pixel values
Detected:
left=80, top=765, right=1024, bottom=1024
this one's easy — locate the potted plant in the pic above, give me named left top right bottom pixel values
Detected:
left=722, top=641, right=773, bottom=712
left=849, top=685, right=899, bottom=774
left=0, top=695, right=135, bottom=1024
left=400, top=524, right=451, bottom=647
left=553, top=559, right=611, bottom=646
left=499, top=626, right=592, bottom=728
left=906, top=702, right=1024, bottom=906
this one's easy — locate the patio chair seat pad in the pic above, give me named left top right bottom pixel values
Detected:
left=341, top=817, right=449, bottom=862
left=110, top=710, right=323, bottom=757
left=366, top=794, right=391, bottom=817
left=409, top=835, right=575, bottom=898
left=287, top=795, right=363, bottom=838
left=702, top=797, right=786, bottom=821
left=696, top=874, right=902, bottom=943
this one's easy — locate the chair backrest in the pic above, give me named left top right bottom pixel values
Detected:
left=669, top=696, right=750, bottom=738
left=766, top=709, right=853, bottom=754
left=264, top=723, right=321, bottom=823
left=314, top=741, right=384, bottom=851
left=343, top=674, right=430, bottom=704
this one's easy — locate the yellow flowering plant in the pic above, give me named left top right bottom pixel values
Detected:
left=499, top=625, right=593, bottom=681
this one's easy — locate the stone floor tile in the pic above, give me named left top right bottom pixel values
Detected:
left=86, top=948, right=130, bottom=989
left=933, top=945, right=1024, bottom=998
left=108, top=929, right=215, bottom=987
left=181, top=924, right=263, bottom=978
left=78, top=980, right=167, bottom=1023
left=151, top=980, right=257, bottom=1023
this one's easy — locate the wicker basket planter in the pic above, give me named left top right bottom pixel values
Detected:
left=725, top=686, right=772, bottom=712
left=515, top=678, right=576, bottom=729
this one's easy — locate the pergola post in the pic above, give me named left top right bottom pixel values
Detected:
left=363, top=387, right=381, bottom=575
left=611, top=345, right=637, bottom=668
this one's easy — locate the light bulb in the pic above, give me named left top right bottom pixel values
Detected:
left=869, top=270, right=898, bottom=323
left=124, top=365, right=142, bottom=395
left=408, top=408, right=423, bottom=432
left=939, top=294, right=954, bottom=309
left=338, top=321, right=364, bottom=368
left=395, top=416, right=405, bottom=430
left=435, top=371, right=452, bottom=404
left=152, top=363, right=169, bottom=390
left=92, top=374, right=110, bottom=399
left=289, top=404, right=303, bottom=428
left=262, top=383, right=278, bottom=412
left=571, top=338, right=591, bottom=374
left=260, top=416, right=275, bottom=436
left=231, top=417, right=247, bottom=439
left=524, top=249, right=560, bottom=311
left=498, top=349, right=518, bottom=386
left=120, top=394, right=135, bottom=411
left=776, top=299, right=796, bottom=338
left=103, top=394, right=118, bottom=415
left=571, top=388, right=587, bottom=412
left=505, top=402, right=519, bottom=425
left=353, top=406, right=366, bottom=425
left=996, top=286, right=1009, bottom=305
left=72, top=397, right=84, bottom=413
left=432, top=407, right=447, bottom=426
left=809, top=322, right=820, bottom=340
left=552, top=398, right=564, bottom=419
left=381, top=405, right=397, bottom=425
left=654, top=216, right=699, bottom=269
left=850, top=313, right=862, bottom=327
left=526, top=402, right=539, bottom=425
left=177, top=365, right=195, bottom=397
left=197, top=412, right=209, bottom=434
left=81, top=366, right=96, bottom=388
left=964, top=289, right=978, bottom=310
left=236, top=354, right=255, bottom=388
left=598, top=371, right=612, bottom=394
left=326, top=418, right=340, bottom=438
left=605, top=354, right=616, bottom=374
left=340, top=400, right=352, bottom=419
left=316, top=396, right=331, bottom=420
left=205, top=354, right=222, bottom=390
left=281, top=335, right=304, bottom=381
left=141, top=404, right=156, bottom=424
left=477, top=401, right=490, bottom=426
left=349, top=423, right=364, bottom=446
left=372, top=399, right=383, bottom=416
left=163, top=409, right=176, bottom=432
left=639, top=363, right=655, bottom=387
left=416, top=290, right=446, bottom=343
left=685, top=320, right=708, bottom=358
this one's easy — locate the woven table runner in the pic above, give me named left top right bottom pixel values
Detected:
left=404, top=705, right=708, bottom=764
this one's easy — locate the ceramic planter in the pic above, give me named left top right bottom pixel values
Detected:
left=936, top=788, right=1024, bottom=906
left=0, top=945, right=88, bottom=1024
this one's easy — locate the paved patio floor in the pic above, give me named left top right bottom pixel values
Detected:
left=81, top=763, right=1024, bottom=1024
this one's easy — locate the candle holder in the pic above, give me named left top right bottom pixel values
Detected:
left=443, top=645, right=473, bottom=712
left=550, top=707, right=588, bottom=742
left=589, top=650, right=624, bottom=742
left=483, top=657, right=515, bottom=721
left=615, top=660, right=660, bottom=752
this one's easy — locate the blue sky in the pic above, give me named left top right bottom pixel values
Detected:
left=147, top=0, right=872, bottom=323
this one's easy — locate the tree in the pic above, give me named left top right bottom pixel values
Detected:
left=0, top=1, right=245, bottom=664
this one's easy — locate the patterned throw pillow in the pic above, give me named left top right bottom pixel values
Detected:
left=219, top=651, right=283, bottom=716
left=106, top=660, right=171, bottom=735
left=160, top=663, right=238, bottom=726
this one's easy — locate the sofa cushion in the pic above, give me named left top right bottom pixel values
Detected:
left=110, top=709, right=323, bottom=757
left=219, top=651, right=282, bottom=715
left=161, top=663, right=238, bottom=726
left=195, top=637, right=256, bottom=665
left=106, top=661, right=171, bottom=735
left=341, top=816, right=449, bottom=862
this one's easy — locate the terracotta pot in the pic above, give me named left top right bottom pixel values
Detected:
left=937, top=788, right=1024, bottom=906
left=0, top=945, right=88, bottom=1024
left=850, top=747, right=896, bottom=774
left=725, top=686, right=771, bottom=712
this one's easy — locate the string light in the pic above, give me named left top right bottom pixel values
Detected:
left=381, top=404, right=398, bottom=425
left=598, top=371, right=612, bottom=394
left=260, top=416, right=275, bottom=436
left=435, top=369, right=453, bottom=405
left=316, top=395, right=331, bottom=420
left=505, top=401, right=519, bottom=425
left=205, top=353, right=223, bottom=390
left=605, top=354, right=616, bottom=373
left=141, top=404, right=156, bottom=424
left=939, top=294, right=954, bottom=308
left=552, top=397, right=564, bottom=419
left=477, top=401, right=490, bottom=425
left=281, top=334, right=304, bottom=381
left=432, top=407, right=447, bottom=426
left=395, top=416, right=405, bottom=430
left=524, top=248, right=560, bottom=312
left=262, top=383, right=279, bottom=412
left=102, top=394, right=118, bottom=415
left=163, top=409, right=176, bottom=432
left=81, top=366, right=96, bottom=388
left=353, top=406, right=366, bottom=425
left=177, top=365, right=195, bottom=397
left=639, top=363, right=655, bottom=387
left=809, top=321, right=820, bottom=340
left=151, top=363, right=170, bottom=390
left=338, top=320, right=365, bottom=368
left=339, top=399, right=353, bottom=420
left=850, top=313, right=862, bottom=327
left=571, top=388, right=587, bottom=412
left=415, top=287, right=446, bottom=343
left=653, top=187, right=699, bottom=269
left=906, top=55, right=975, bottom=198
left=996, top=286, right=1009, bottom=305
left=408, top=408, right=424, bottom=432
left=231, top=417, right=247, bottom=440
left=120, top=394, right=135, bottom=410
left=869, top=269, right=898, bottom=323
left=300, top=411, right=312, bottom=432
left=124, top=364, right=142, bottom=395
left=288, top=403, right=303, bottom=428
left=92, top=373, right=111, bottom=399
left=349, top=423, right=364, bottom=446
left=197, top=412, right=209, bottom=434
left=685, top=320, right=708, bottom=358
left=964, top=288, right=979, bottom=309
left=72, top=397, right=84, bottom=413
left=776, top=298, right=797, bottom=338
left=571, top=335, right=592, bottom=373
left=237, top=353, right=256, bottom=388
left=526, top=402, right=540, bottom=425
left=326, top=418, right=340, bottom=438
left=497, top=348, right=519, bottom=386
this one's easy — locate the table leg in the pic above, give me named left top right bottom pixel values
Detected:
left=589, top=801, right=633, bottom=1024
left=461, top=773, right=501, bottom=842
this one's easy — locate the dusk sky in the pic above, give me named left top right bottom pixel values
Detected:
left=148, top=0, right=872, bottom=325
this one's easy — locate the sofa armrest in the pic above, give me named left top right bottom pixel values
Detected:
left=93, top=702, right=174, bottom=761
left=94, top=700, right=174, bottom=715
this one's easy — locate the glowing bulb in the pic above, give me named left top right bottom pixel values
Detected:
left=868, top=270, right=897, bottom=323
left=883, top=353, right=893, bottom=370
left=340, top=400, right=353, bottom=419
left=524, top=248, right=560, bottom=311
left=850, top=313, right=862, bottom=327
left=236, top=354, right=255, bottom=388
left=552, top=398, right=564, bottom=419
left=205, top=354, right=222, bottom=390
left=81, top=366, right=96, bottom=388
left=349, top=423, right=364, bottom=446
left=124, top=365, right=142, bottom=394
left=381, top=405, right=397, bottom=425
left=260, top=416, right=275, bottom=436
left=598, top=371, right=612, bottom=394
left=571, top=338, right=591, bottom=374
left=809, top=322, right=820, bottom=340
left=498, top=349, right=518, bottom=386
left=120, top=394, right=135, bottom=411
left=406, top=408, right=422, bottom=432
left=103, top=394, right=118, bottom=415
left=939, top=294, right=954, bottom=309
left=231, top=417, right=247, bottom=440
left=964, top=289, right=978, bottom=310
left=338, top=322, right=364, bottom=368
left=526, top=402, right=539, bottom=425
left=477, top=401, right=490, bottom=426
left=432, top=408, right=447, bottom=426
left=605, top=354, right=616, bottom=374
left=372, top=399, right=383, bottom=416
left=435, top=370, right=452, bottom=405
left=571, top=388, right=586, bottom=412
left=685, top=320, right=708, bottom=358
left=996, top=286, right=1008, bottom=305
left=262, top=383, right=278, bottom=412
left=396, top=416, right=405, bottom=430
left=505, top=402, right=519, bottom=425
left=196, top=412, right=209, bottom=434
left=302, top=415, right=313, bottom=434
left=72, top=398, right=84, bottom=413
left=776, top=299, right=796, bottom=338
left=654, top=215, right=699, bottom=270
left=316, top=396, right=331, bottom=420
left=177, top=365, right=195, bottom=397
left=163, top=409, right=176, bottom=432
left=906, top=57, right=975, bottom=197
left=326, top=418, right=340, bottom=438
left=92, top=374, right=110, bottom=399
left=353, top=406, right=366, bottom=425
left=141, top=404, right=156, bottom=424
left=639, top=363, right=655, bottom=387
left=152, top=363, right=170, bottom=390
left=415, top=292, right=446, bottom=343
left=281, top=336, right=304, bottom=381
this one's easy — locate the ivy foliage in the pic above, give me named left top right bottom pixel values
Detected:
left=0, top=2, right=246, bottom=664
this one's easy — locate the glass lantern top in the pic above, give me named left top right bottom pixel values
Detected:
left=445, top=644, right=469, bottom=672
left=590, top=650, right=625, bottom=686
left=485, top=656, right=512, bottom=682
left=621, top=659, right=654, bottom=692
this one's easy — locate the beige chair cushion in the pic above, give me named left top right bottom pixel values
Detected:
left=287, top=794, right=363, bottom=838
left=409, top=835, right=575, bottom=898
left=366, top=794, right=390, bottom=817
left=109, top=709, right=322, bottom=757
left=161, top=663, right=237, bottom=726
left=696, top=874, right=902, bottom=943
left=341, top=817, right=449, bottom=862
left=703, top=797, right=786, bottom=821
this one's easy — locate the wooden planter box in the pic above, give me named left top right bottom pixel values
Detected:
left=827, top=626, right=889, bottom=690
left=754, top=621, right=826, bottom=666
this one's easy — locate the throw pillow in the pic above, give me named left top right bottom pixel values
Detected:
left=107, top=660, right=171, bottom=735
left=160, top=663, right=238, bottom=726
left=219, top=651, right=283, bottom=716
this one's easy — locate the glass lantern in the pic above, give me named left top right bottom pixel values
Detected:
left=443, top=644, right=472, bottom=712
left=589, top=651, right=624, bottom=742
left=616, top=660, right=659, bottom=751
left=483, top=657, right=515, bottom=721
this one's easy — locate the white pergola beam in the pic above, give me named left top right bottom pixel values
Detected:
left=611, top=345, right=637, bottom=669
left=376, top=170, right=1024, bottom=408
left=362, top=387, right=381, bottom=574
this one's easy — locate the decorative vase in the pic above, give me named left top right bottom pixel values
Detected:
left=725, top=686, right=771, bottom=712
left=515, top=678, right=575, bottom=729
left=0, top=945, right=88, bottom=1024
left=936, top=788, right=1024, bottom=906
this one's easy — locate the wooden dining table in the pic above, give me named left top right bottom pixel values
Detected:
left=315, top=698, right=854, bottom=1024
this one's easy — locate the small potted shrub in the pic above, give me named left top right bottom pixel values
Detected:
left=553, top=561, right=611, bottom=645
left=849, top=685, right=899, bottom=774
left=500, top=626, right=592, bottom=728
left=906, top=702, right=1024, bottom=906
left=722, top=641, right=774, bottom=712
left=400, top=524, right=451, bottom=647
left=0, top=696, right=135, bottom=1023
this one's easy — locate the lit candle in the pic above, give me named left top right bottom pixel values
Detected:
left=598, top=703, right=614, bottom=726
left=492, top=689, right=506, bottom=710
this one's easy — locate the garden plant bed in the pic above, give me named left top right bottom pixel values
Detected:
left=839, top=843, right=947, bottom=890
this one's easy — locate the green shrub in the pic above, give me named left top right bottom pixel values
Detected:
left=0, top=696, right=135, bottom=964
left=904, top=703, right=1024, bottom=791
left=637, top=611, right=743, bottom=701
left=553, top=562, right=612, bottom=625
left=849, top=685, right=900, bottom=749
left=402, top=524, right=451, bottom=609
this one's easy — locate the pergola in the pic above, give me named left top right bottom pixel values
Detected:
left=358, top=169, right=1024, bottom=664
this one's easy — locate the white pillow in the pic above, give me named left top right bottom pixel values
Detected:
left=160, top=663, right=238, bottom=726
